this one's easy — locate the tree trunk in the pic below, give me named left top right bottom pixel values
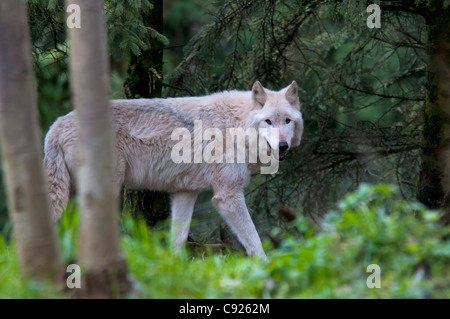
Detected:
left=418, top=2, right=450, bottom=223
left=0, top=0, right=61, bottom=280
left=124, top=0, right=164, bottom=98
left=123, top=0, right=170, bottom=225
left=66, top=0, right=129, bottom=298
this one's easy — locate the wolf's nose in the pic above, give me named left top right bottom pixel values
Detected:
left=279, top=142, right=289, bottom=153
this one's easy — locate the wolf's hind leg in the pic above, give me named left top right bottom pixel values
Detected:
left=170, top=191, right=198, bottom=253
left=212, top=190, right=266, bottom=259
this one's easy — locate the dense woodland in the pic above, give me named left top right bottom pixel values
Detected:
left=0, top=0, right=449, bottom=299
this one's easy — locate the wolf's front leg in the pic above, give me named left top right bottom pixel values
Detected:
left=170, top=191, right=198, bottom=253
left=212, top=190, right=266, bottom=259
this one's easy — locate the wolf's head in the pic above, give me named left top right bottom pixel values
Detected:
left=251, top=81, right=303, bottom=161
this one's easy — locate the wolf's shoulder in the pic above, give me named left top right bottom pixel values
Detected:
left=209, top=90, right=252, bottom=104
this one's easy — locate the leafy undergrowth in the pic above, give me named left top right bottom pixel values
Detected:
left=0, top=184, right=449, bottom=298
left=0, top=238, right=64, bottom=298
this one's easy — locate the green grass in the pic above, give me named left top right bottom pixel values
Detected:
left=0, top=184, right=449, bottom=298
left=0, top=239, right=64, bottom=298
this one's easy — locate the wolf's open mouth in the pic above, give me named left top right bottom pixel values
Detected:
left=267, top=142, right=287, bottom=161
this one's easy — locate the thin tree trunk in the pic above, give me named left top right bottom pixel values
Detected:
left=0, top=0, right=61, bottom=280
left=418, top=2, right=450, bottom=223
left=124, top=0, right=164, bottom=98
left=123, top=0, right=170, bottom=225
left=66, top=0, right=129, bottom=297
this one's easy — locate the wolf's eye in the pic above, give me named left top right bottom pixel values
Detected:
left=265, top=119, right=272, bottom=125
left=286, top=119, right=291, bottom=124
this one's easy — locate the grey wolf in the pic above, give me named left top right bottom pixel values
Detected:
left=44, top=81, right=303, bottom=258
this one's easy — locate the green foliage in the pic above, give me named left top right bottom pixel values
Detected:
left=34, top=50, right=71, bottom=133
left=266, top=184, right=450, bottom=298
left=0, top=0, right=448, bottom=299
left=105, top=0, right=169, bottom=59
left=163, top=0, right=217, bottom=77
left=0, top=0, right=170, bottom=228
left=166, top=0, right=429, bottom=221
left=27, top=0, right=169, bottom=59
left=0, top=185, right=448, bottom=298
left=0, top=234, right=64, bottom=298
left=57, top=201, right=80, bottom=262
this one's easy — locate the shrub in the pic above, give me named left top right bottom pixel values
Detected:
left=0, top=184, right=448, bottom=298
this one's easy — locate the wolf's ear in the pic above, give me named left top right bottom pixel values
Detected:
left=252, top=81, right=267, bottom=107
left=285, top=81, right=299, bottom=107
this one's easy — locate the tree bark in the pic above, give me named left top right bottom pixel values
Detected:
left=418, top=1, right=450, bottom=223
left=123, top=0, right=170, bottom=225
left=66, top=0, right=129, bottom=297
left=124, top=0, right=164, bottom=98
left=0, top=0, right=61, bottom=280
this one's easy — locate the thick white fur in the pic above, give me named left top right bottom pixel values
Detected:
left=44, top=81, right=303, bottom=258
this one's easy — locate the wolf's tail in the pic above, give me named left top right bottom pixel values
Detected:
left=44, top=118, right=72, bottom=220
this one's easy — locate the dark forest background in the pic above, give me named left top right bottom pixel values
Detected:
left=1, top=0, right=450, bottom=249
left=1, top=0, right=450, bottom=299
